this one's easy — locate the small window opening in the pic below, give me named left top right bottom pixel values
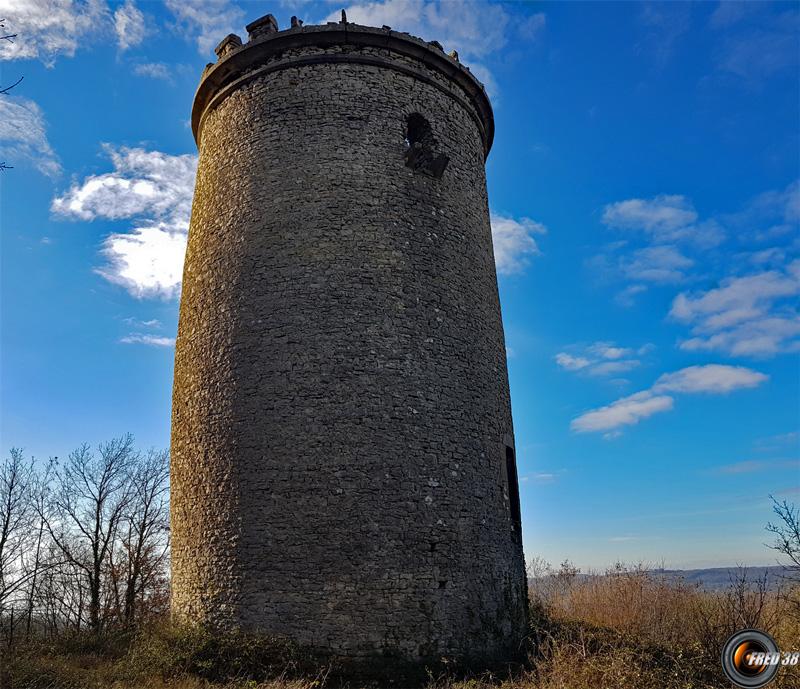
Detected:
left=505, top=445, right=522, bottom=543
left=404, top=113, right=449, bottom=179
left=430, top=542, right=437, bottom=552
left=438, top=580, right=447, bottom=589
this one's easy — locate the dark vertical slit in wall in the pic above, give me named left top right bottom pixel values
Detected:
left=506, top=445, right=522, bottom=543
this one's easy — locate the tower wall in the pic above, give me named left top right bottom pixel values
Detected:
left=171, top=18, right=527, bottom=665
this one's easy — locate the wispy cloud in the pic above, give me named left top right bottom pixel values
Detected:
left=754, top=431, right=799, bottom=452
left=0, top=96, right=60, bottom=176
left=652, top=364, right=768, bottom=394
left=596, top=182, right=798, bottom=309
left=52, top=145, right=197, bottom=298
left=518, top=12, right=545, bottom=41
left=490, top=213, right=546, bottom=275
left=114, top=0, right=145, bottom=52
left=637, top=2, right=691, bottom=66
left=709, top=1, right=759, bottom=30
left=593, top=192, right=726, bottom=303
left=556, top=341, right=653, bottom=378
left=712, top=6, right=799, bottom=84
left=713, top=459, right=799, bottom=475
left=0, top=0, right=109, bottom=66
left=620, top=245, right=694, bottom=284
left=572, top=364, right=768, bottom=435
left=123, top=317, right=161, bottom=328
left=133, top=62, right=170, bottom=80
left=165, top=0, right=244, bottom=56
left=722, top=180, right=799, bottom=242
left=120, top=333, right=175, bottom=347
left=602, top=194, right=724, bottom=248
left=555, top=353, right=591, bottom=371
left=571, top=390, right=674, bottom=434
left=670, top=260, right=800, bottom=357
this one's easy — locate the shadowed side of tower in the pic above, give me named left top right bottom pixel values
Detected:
left=170, top=13, right=528, bottom=669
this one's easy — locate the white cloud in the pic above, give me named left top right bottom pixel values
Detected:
left=653, top=364, right=768, bottom=394
left=165, top=0, right=244, bottom=55
left=555, top=353, right=590, bottom=371
left=52, top=145, right=196, bottom=225
left=615, top=283, right=647, bottom=307
left=556, top=340, right=653, bottom=378
left=621, top=245, right=694, bottom=284
left=124, top=317, right=161, bottom=328
left=0, top=0, right=109, bottom=66
left=0, top=95, right=60, bottom=176
left=571, top=390, right=674, bottom=433
left=490, top=213, right=546, bottom=275
left=723, top=180, right=800, bottom=241
left=602, top=194, right=725, bottom=248
left=52, top=145, right=197, bottom=298
left=133, top=62, right=170, bottom=80
left=120, top=332, right=175, bottom=347
left=590, top=343, right=632, bottom=360
left=588, top=360, right=640, bottom=377
left=114, top=0, right=144, bottom=52
left=99, top=223, right=187, bottom=298
left=595, top=192, right=732, bottom=304
left=603, top=194, right=697, bottom=235
left=670, top=261, right=800, bottom=356
left=572, top=364, right=768, bottom=435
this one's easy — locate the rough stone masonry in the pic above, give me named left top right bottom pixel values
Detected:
left=170, top=11, right=528, bottom=668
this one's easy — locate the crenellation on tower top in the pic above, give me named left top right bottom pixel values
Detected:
left=214, top=33, right=242, bottom=59
left=245, top=13, right=278, bottom=40
left=195, top=20, right=494, bottom=158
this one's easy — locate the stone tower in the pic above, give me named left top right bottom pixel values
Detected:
left=170, top=12, right=527, bottom=669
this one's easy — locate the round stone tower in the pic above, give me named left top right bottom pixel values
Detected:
left=170, top=11, right=527, bottom=669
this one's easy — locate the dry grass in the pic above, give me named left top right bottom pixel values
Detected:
left=4, top=564, right=800, bottom=689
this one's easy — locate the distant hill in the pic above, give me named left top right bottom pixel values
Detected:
left=654, top=566, right=791, bottom=591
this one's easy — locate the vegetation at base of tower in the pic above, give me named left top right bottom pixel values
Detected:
left=1, top=442, right=799, bottom=689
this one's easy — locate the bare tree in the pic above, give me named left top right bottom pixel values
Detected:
left=0, top=449, right=36, bottom=616
left=766, top=495, right=800, bottom=621
left=115, top=448, right=170, bottom=628
left=42, top=436, right=136, bottom=633
left=767, top=496, right=800, bottom=571
left=22, top=461, right=53, bottom=638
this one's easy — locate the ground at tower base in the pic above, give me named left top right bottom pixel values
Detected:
left=4, top=561, right=799, bottom=688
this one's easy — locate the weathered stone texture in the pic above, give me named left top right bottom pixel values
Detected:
left=171, top=19, right=527, bottom=666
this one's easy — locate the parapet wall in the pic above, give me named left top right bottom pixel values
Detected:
left=191, top=13, right=494, bottom=158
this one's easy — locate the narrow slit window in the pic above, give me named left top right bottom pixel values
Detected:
left=403, top=113, right=449, bottom=179
left=505, top=445, right=522, bottom=543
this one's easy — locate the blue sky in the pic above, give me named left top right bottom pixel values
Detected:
left=1, top=0, right=798, bottom=570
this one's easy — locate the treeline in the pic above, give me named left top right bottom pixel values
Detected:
left=0, top=435, right=169, bottom=643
